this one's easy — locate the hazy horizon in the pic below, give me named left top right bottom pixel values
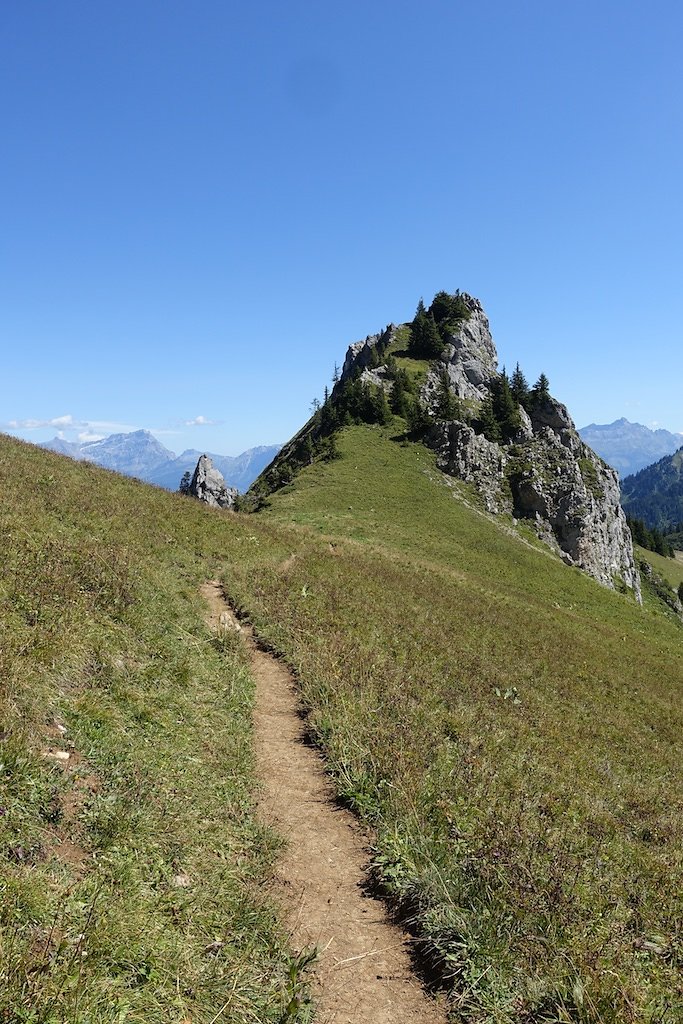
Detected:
left=3, top=2, right=682, bottom=451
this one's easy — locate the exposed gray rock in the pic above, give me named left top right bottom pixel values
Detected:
left=429, top=420, right=509, bottom=514
left=421, top=300, right=640, bottom=600
left=433, top=396, right=641, bottom=599
left=516, top=405, right=534, bottom=441
left=360, top=365, right=394, bottom=391
left=341, top=325, right=396, bottom=382
left=336, top=290, right=640, bottom=601
left=438, top=295, right=498, bottom=401
left=422, top=295, right=498, bottom=415
left=188, top=455, right=237, bottom=510
left=529, top=396, right=574, bottom=439
left=507, top=429, right=640, bottom=596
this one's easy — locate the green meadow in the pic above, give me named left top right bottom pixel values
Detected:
left=1, top=425, right=682, bottom=1021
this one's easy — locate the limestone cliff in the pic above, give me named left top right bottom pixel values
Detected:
left=341, top=294, right=641, bottom=600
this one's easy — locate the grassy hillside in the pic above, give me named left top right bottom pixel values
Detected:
left=637, top=546, right=683, bottom=591
left=3, top=425, right=683, bottom=1022
left=0, top=436, right=311, bottom=1023
left=235, top=424, right=683, bottom=1022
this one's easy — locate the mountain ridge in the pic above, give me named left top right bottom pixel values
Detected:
left=40, top=429, right=280, bottom=493
left=578, top=417, right=683, bottom=478
left=251, top=291, right=640, bottom=599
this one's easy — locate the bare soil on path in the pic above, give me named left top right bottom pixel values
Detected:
left=201, top=581, right=448, bottom=1024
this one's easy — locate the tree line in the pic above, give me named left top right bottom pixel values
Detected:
left=408, top=291, right=471, bottom=358
left=626, top=516, right=675, bottom=558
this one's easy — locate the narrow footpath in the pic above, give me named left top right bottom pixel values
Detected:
left=201, top=581, right=448, bottom=1024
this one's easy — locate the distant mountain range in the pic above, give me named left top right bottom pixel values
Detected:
left=40, top=429, right=280, bottom=493
left=578, top=418, right=683, bottom=478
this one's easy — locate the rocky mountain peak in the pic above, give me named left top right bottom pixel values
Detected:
left=438, top=293, right=498, bottom=401
left=187, top=454, right=237, bottom=510
left=419, top=305, right=640, bottom=598
left=338, top=291, right=640, bottom=600
left=253, top=289, right=640, bottom=602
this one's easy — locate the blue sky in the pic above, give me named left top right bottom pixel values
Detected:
left=2, top=0, right=682, bottom=455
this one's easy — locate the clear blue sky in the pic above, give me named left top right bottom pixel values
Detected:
left=2, top=1, right=682, bottom=455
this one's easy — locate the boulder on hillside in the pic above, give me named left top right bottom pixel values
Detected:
left=186, top=455, right=237, bottom=510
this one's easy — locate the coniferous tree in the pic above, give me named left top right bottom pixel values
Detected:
left=390, top=368, right=412, bottom=417
left=478, top=394, right=501, bottom=443
left=408, top=299, right=427, bottom=356
left=435, top=368, right=459, bottom=420
left=626, top=516, right=675, bottom=557
left=490, top=372, right=521, bottom=442
left=510, top=363, right=530, bottom=408
left=430, top=291, right=456, bottom=326
left=422, top=312, right=444, bottom=359
left=301, top=435, right=314, bottom=464
left=373, top=387, right=391, bottom=425
left=429, top=289, right=470, bottom=339
left=390, top=375, right=407, bottom=416
left=406, top=397, right=433, bottom=437
left=627, top=516, right=646, bottom=547
left=319, top=398, right=338, bottom=435
left=179, top=471, right=191, bottom=495
left=531, top=373, right=551, bottom=405
left=367, top=345, right=380, bottom=369
left=324, top=434, right=340, bottom=460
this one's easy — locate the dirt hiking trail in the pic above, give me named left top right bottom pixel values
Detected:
left=201, top=581, right=448, bottom=1024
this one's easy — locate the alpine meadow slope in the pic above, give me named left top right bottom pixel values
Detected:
left=3, top=291, right=683, bottom=1023
left=239, top=292, right=682, bottom=1020
left=242, top=425, right=683, bottom=1022
left=0, top=436, right=313, bottom=1023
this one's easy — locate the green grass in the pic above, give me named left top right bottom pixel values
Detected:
left=4, top=425, right=683, bottom=1022
left=0, top=437, right=312, bottom=1023
left=637, top=545, right=683, bottom=591
left=384, top=326, right=431, bottom=385
left=233, top=425, right=683, bottom=1022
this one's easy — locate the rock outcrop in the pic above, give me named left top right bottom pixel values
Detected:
left=340, top=325, right=396, bottom=383
left=187, top=455, right=237, bottom=510
left=430, top=420, right=508, bottom=514
left=430, top=294, right=498, bottom=402
left=341, top=293, right=641, bottom=600
left=505, top=407, right=640, bottom=595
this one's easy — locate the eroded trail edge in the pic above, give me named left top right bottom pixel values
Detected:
left=201, top=581, right=447, bottom=1024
